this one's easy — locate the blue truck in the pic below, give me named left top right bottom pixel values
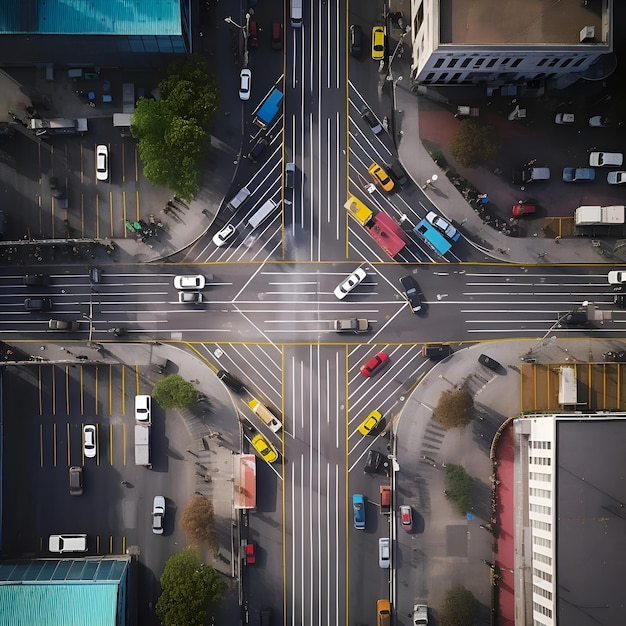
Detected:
left=254, top=88, right=283, bottom=129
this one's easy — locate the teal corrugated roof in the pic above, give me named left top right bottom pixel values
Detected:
left=0, top=583, right=118, bottom=626
left=0, top=0, right=182, bottom=35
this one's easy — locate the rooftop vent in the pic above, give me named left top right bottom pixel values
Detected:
left=580, top=26, right=595, bottom=42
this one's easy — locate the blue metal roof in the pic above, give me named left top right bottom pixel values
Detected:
left=0, top=0, right=182, bottom=35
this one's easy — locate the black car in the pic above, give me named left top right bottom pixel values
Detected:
left=421, top=344, right=453, bottom=359
left=399, top=275, right=422, bottom=313
left=385, top=160, right=408, bottom=187
left=560, top=311, right=588, bottom=327
left=285, top=162, right=296, bottom=189
left=614, top=293, right=626, bottom=308
left=24, top=274, right=51, bottom=287
left=247, top=137, right=269, bottom=163
left=478, top=353, right=502, bottom=371
left=364, top=449, right=383, bottom=474
left=217, top=370, right=245, bottom=393
left=360, top=106, right=382, bottom=135
left=349, top=24, right=362, bottom=57
left=24, top=298, right=52, bottom=312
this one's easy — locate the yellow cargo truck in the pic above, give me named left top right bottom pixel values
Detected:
left=248, top=399, right=282, bottom=433
left=344, top=196, right=374, bottom=226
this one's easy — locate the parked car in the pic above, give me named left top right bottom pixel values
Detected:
left=247, top=137, right=269, bottom=163
left=360, top=351, right=389, bottom=377
left=247, top=21, right=259, bottom=48
left=251, top=433, right=279, bottom=463
left=95, top=144, right=108, bottom=181
left=152, top=496, right=166, bottom=534
left=213, top=224, right=238, bottom=247
left=425, top=211, right=460, bottom=241
left=478, top=353, right=502, bottom=371
left=285, top=162, right=296, bottom=189
left=239, top=69, right=251, bottom=101
left=69, top=466, right=83, bottom=496
left=83, top=424, right=96, bottom=458
left=174, top=275, right=205, bottom=290
left=334, top=267, right=367, bottom=299
left=554, top=113, right=574, bottom=124
left=48, top=534, right=87, bottom=553
left=560, top=311, right=588, bottom=326
left=562, top=167, right=595, bottom=182
left=364, top=449, right=384, bottom=474
left=421, top=344, right=453, bottom=359
left=385, top=160, right=408, bottom=187
left=358, top=410, right=382, bottom=435
left=353, top=494, right=365, bottom=529
left=217, top=370, right=245, bottom=393
left=511, top=202, right=537, bottom=216
left=360, top=106, right=382, bottom=134
left=271, top=22, right=283, bottom=50
left=24, top=298, right=52, bottom=312
left=349, top=24, right=362, bottom=57
left=399, top=505, right=413, bottom=531
left=48, top=319, right=79, bottom=331
left=178, top=291, right=203, bottom=303
left=24, top=274, right=51, bottom=287
left=371, top=26, right=385, bottom=60
left=399, top=275, right=422, bottom=313
left=245, top=541, right=256, bottom=564
left=413, top=604, right=429, bottom=625
left=608, top=270, right=626, bottom=284
left=589, top=115, right=608, bottom=127
left=378, top=537, right=390, bottom=568
left=135, top=395, right=152, bottom=423
left=368, top=162, right=394, bottom=192
left=607, top=171, right=626, bottom=185
left=589, top=151, right=623, bottom=167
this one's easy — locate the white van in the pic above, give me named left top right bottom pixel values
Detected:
left=49, top=534, right=88, bottom=553
left=226, top=187, right=251, bottom=212
left=248, top=399, right=282, bottom=432
left=247, top=199, right=278, bottom=230
left=290, top=0, right=302, bottom=27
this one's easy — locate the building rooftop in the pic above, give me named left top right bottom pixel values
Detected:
left=0, top=0, right=182, bottom=35
left=556, top=418, right=626, bottom=624
left=442, top=0, right=606, bottom=45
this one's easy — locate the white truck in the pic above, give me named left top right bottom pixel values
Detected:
left=248, top=399, right=282, bottom=433
left=331, top=319, right=369, bottom=333
left=135, top=424, right=152, bottom=467
left=574, top=205, right=626, bottom=226
left=31, top=117, right=88, bottom=136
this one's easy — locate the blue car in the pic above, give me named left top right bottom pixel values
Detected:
left=353, top=494, right=365, bottom=529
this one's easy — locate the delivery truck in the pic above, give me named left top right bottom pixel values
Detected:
left=574, top=205, right=626, bottom=226
left=135, top=424, right=152, bottom=467
left=248, top=399, right=282, bottom=433
left=31, top=117, right=88, bottom=136
left=254, top=88, right=283, bottom=129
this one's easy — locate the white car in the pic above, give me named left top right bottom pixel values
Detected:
left=174, top=275, right=205, bottom=290
left=334, top=267, right=367, bottom=300
left=95, top=144, right=108, bottom=181
left=413, top=604, right=429, bottom=625
left=152, top=496, right=166, bottom=534
left=554, top=113, right=574, bottom=124
left=135, top=395, right=151, bottom=423
left=212, top=224, right=237, bottom=247
left=589, top=115, right=608, bottom=127
left=425, top=211, right=460, bottom=241
left=378, top=537, right=390, bottom=568
left=607, top=171, right=626, bottom=185
left=589, top=152, right=623, bottom=167
left=239, top=69, right=251, bottom=101
left=608, top=270, right=626, bottom=285
left=83, top=424, right=96, bottom=458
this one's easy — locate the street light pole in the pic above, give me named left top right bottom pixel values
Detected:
left=224, top=14, right=252, bottom=67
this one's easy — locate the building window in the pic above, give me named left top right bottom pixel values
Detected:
left=439, top=72, right=449, bottom=81
left=487, top=58, right=497, bottom=67
left=561, top=58, right=572, bottom=67
left=501, top=58, right=510, bottom=65
left=448, top=58, right=458, bottom=68
left=461, top=58, right=471, bottom=68
left=434, top=57, right=444, bottom=68
left=537, top=58, right=549, bottom=67
left=475, top=58, right=485, bottom=67
left=452, top=72, right=461, bottom=81
left=511, top=58, right=522, bottom=67
left=573, top=57, right=586, bottom=67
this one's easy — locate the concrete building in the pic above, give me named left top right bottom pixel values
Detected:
left=409, top=0, right=616, bottom=92
left=514, top=413, right=626, bottom=626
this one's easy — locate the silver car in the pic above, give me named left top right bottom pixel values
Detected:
left=334, top=267, right=367, bottom=300
left=378, top=537, right=390, bottom=568
left=152, top=496, right=166, bottom=534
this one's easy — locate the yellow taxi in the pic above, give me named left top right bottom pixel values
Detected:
left=251, top=433, right=279, bottom=463
left=358, top=409, right=383, bottom=436
left=368, top=162, right=395, bottom=192
left=371, top=26, right=385, bottom=61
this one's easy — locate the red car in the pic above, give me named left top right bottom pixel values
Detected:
left=399, top=505, right=413, bottom=531
left=512, top=201, right=536, bottom=216
left=360, top=351, right=389, bottom=377
left=248, top=21, right=259, bottom=48
left=245, top=542, right=256, bottom=564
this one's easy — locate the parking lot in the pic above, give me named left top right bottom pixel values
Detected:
left=2, top=362, right=154, bottom=558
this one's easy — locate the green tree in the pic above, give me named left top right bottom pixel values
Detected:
left=131, top=55, right=219, bottom=200
left=152, top=374, right=198, bottom=410
left=156, top=548, right=226, bottom=626
left=438, top=584, right=479, bottom=626
left=432, top=388, right=474, bottom=430
left=179, top=494, right=219, bottom=555
left=444, top=464, right=474, bottom=516
left=449, top=119, right=499, bottom=168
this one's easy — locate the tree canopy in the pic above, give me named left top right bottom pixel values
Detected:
left=152, top=374, right=198, bottom=410
left=444, top=463, right=474, bottom=516
left=438, top=585, right=480, bottom=626
left=156, top=548, right=226, bottom=626
left=179, top=494, right=219, bottom=554
left=449, top=119, right=500, bottom=169
left=432, top=388, right=475, bottom=430
left=131, top=55, right=219, bottom=200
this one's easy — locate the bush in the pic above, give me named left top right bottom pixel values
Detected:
left=152, top=374, right=198, bottom=410
left=432, top=388, right=474, bottom=430
left=179, top=494, right=219, bottom=554
left=449, top=119, right=499, bottom=168
left=444, top=464, right=473, bottom=515
left=438, top=585, right=479, bottom=626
